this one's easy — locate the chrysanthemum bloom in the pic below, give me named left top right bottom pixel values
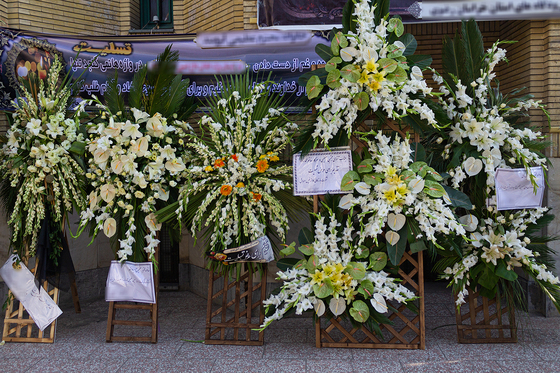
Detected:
left=220, top=184, right=233, bottom=196
left=256, top=159, right=269, bottom=173
left=251, top=192, right=262, bottom=202
left=214, top=158, right=225, bottom=168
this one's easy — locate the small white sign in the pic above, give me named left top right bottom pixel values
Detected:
left=423, top=0, right=560, bottom=21
left=293, top=148, right=353, bottom=196
left=0, top=255, right=62, bottom=331
left=105, top=261, right=156, bottom=304
left=495, top=167, right=545, bottom=210
left=222, top=236, right=274, bottom=263
left=196, top=30, right=312, bottom=48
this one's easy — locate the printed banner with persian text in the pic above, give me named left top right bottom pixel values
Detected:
left=0, top=28, right=329, bottom=111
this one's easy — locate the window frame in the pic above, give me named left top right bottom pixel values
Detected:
left=140, top=0, right=174, bottom=30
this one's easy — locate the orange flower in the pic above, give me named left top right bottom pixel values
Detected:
left=231, top=154, right=239, bottom=162
left=214, top=158, right=225, bottom=168
left=251, top=192, right=262, bottom=202
left=256, top=159, right=269, bottom=173
left=236, top=182, right=245, bottom=188
left=220, top=185, right=233, bottom=196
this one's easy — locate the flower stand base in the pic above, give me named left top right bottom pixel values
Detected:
left=315, top=251, right=425, bottom=349
left=205, top=264, right=267, bottom=346
left=455, top=287, right=517, bottom=343
left=105, top=299, right=158, bottom=343
left=2, top=279, right=60, bottom=344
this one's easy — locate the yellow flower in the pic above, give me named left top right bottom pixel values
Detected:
left=368, top=79, right=382, bottom=91
left=236, top=182, right=245, bottom=188
left=363, top=59, right=379, bottom=73
left=323, top=264, right=335, bottom=276
left=385, top=165, right=398, bottom=177
left=310, top=270, right=325, bottom=285
left=357, top=69, right=370, bottom=85
left=204, top=165, right=214, bottom=172
left=256, top=159, right=269, bottom=173
left=386, top=174, right=403, bottom=185
left=396, top=184, right=409, bottom=197
left=383, top=187, right=399, bottom=204
left=259, top=155, right=267, bottom=160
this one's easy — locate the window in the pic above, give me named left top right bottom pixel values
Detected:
left=140, top=0, right=173, bottom=30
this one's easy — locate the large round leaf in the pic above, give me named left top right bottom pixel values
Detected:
left=386, top=66, right=407, bottom=83
left=313, top=278, right=334, bottom=298
left=345, top=262, right=366, bottom=280
left=299, top=244, right=314, bottom=256
left=388, top=18, right=404, bottom=37
left=353, top=91, right=369, bottom=111
left=377, top=58, right=398, bottom=73
left=423, top=180, right=446, bottom=198
left=349, top=300, right=370, bottom=323
left=359, top=279, right=375, bottom=298
left=306, top=255, right=319, bottom=272
left=306, top=75, right=323, bottom=100
left=326, top=69, right=342, bottom=89
left=325, top=57, right=342, bottom=72
left=369, top=252, right=387, bottom=271
left=357, top=159, right=375, bottom=174
left=341, top=170, right=360, bottom=191
left=329, top=297, right=346, bottom=317
left=399, top=170, right=416, bottom=183
left=364, top=173, right=383, bottom=186
left=340, top=64, right=361, bottom=83
left=409, top=161, right=428, bottom=174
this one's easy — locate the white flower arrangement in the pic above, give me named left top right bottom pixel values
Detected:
left=79, top=98, right=192, bottom=262
left=177, top=81, right=298, bottom=264
left=431, top=40, right=548, bottom=193
left=0, top=56, right=86, bottom=258
left=340, top=131, right=466, bottom=263
left=306, top=0, right=436, bottom=146
left=443, top=208, right=559, bottom=306
left=260, top=208, right=416, bottom=330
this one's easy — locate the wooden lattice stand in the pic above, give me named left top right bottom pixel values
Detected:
left=315, top=250, right=425, bottom=349
left=2, top=262, right=60, bottom=343
left=455, top=287, right=517, bottom=343
left=106, top=250, right=159, bottom=343
left=205, top=264, right=267, bottom=345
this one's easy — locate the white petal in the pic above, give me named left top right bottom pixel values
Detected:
left=386, top=231, right=400, bottom=246
left=339, top=194, right=355, bottom=210
left=329, top=297, right=346, bottom=317
left=371, top=293, right=388, bottom=313
left=463, top=157, right=483, bottom=176
left=355, top=182, right=371, bottom=195
left=409, top=177, right=425, bottom=194
left=458, top=214, right=479, bottom=232
left=387, top=213, right=406, bottom=231
left=314, top=299, right=325, bottom=317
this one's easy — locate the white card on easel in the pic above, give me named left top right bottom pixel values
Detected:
left=105, top=261, right=155, bottom=304
left=495, top=167, right=545, bottom=210
left=293, top=148, right=353, bottom=196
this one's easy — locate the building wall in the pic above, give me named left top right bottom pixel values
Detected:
left=183, top=0, right=244, bottom=32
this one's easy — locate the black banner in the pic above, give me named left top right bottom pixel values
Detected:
left=0, top=28, right=329, bottom=110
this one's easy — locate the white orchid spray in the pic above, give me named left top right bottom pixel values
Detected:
left=78, top=99, right=192, bottom=262
left=170, top=76, right=303, bottom=272
left=339, top=131, right=466, bottom=266
left=441, top=208, right=560, bottom=307
left=260, top=206, right=416, bottom=330
left=0, top=55, right=86, bottom=260
left=304, top=0, right=436, bottom=147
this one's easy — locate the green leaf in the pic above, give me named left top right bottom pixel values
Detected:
left=409, top=161, right=428, bottom=174
left=363, top=173, right=382, bottom=186
left=341, top=170, right=360, bottom=191
left=353, top=91, right=369, bottom=111
left=357, top=159, right=375, bottom=174
left=326, top=69, right=342, bottom=89
left=298, top=227, right=314, bottom=245
left=496, top=261, right=518, bottom=281
left=400, top=170, right=416, bottom=183
left=479, top=265, right=499, bottom=290
left=399, top=34, right=418, bottom=56
left=387, top=225, right=408, bottom=265
left=369, top=252, right=387, bottom=271
left=461, top=19, right=485, bottom=86
left=349, top=300, right=370, bottom=323
left=345, top=262, right=366, bottom=280
left=425, top=169, right=443, bottom=181
left=280, top=243, right=295, bottom=256
left=388, top=18, right=404, bottom=37
left=386, top=66, right=407, bottom=83
left=410, top=240, right=427, bottom=253
left=299, top=244, right=314, bottom=256
left=423, top=180, right=446, bottom=198
left=387, top=44, right=403, bottom=59
left=313, top=278, right=334, bottom=298
left=276, top=258, right=300, bottom=271
left=359, top=279, right=375, bottom=298
left=442, top=185, right=472, bottom=209
left=68, top=141, right=86, bottom=156
left=340, top=64, right=361, bottom=83
left=407, top=54, right=432, bottom=70
left=356, top=246, right=370, bottom=259
left=315, top=43, right=333, bottom=62
left=325, top=57, right=342, bottom=72
left=294, top=259, right=307, bottom=271
left=306, top=255, right=319, bottom=272
left=377, top=58, right=398, bottom=73
left=306, top=75, right=323, bottom=100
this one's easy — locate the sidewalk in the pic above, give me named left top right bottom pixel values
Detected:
left=1, top=282, right=559, bottom=373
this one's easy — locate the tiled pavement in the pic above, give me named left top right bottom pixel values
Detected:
left=1, top=282, right=560, bottom=372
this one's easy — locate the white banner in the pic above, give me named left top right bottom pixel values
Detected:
left=423, top=0, right=560, bottom=21
left=0, top=255, right=62, bottom=331
left=495, top=167, right=545, bottom=210
left=105, top=261, right=156, bottom=304
left=293, top=148, right=353, bottom=196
